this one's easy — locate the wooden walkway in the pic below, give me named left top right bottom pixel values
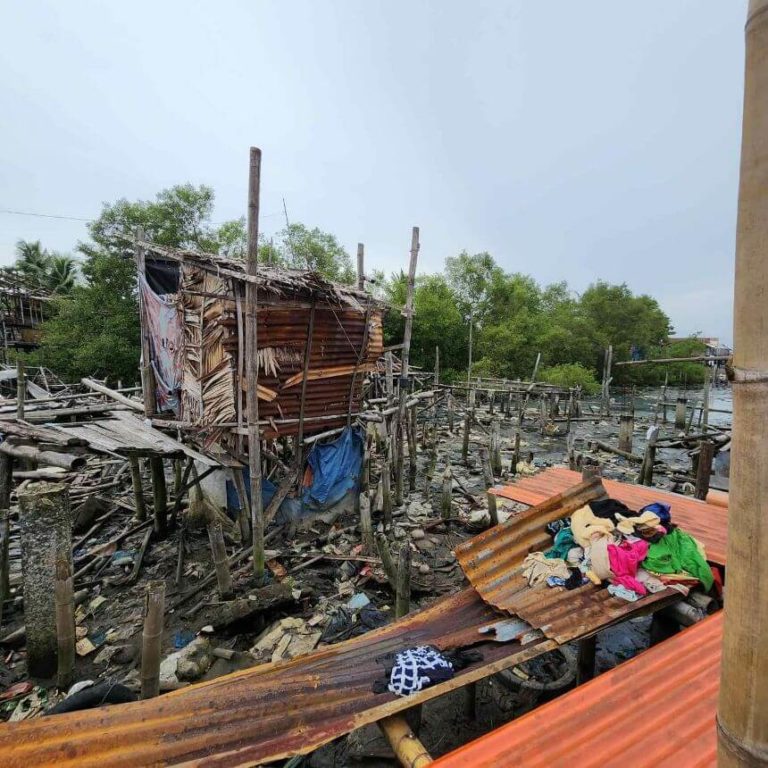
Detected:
left=492, top=467, right=728, bottom=565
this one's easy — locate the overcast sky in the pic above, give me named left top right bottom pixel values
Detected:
left=1, top=1, right=746, bottom=344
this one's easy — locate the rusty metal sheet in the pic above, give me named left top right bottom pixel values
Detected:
left=493, top=467, right=728, bottom=565
left=432, top=612, right=723, bottom=768
left=500, top=580, right=678, bottom=644
left=455, top=477, right=606, bottom=612
left=0, top=588, right=553, bottom=768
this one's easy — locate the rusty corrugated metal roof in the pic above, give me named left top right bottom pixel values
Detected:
left=455, top=477, right=606, bottom=611
left=0, top=588, right=554, bottom=768
left=0, top=479, right=692, bottom=766
left=433, top=612, right=722, bottom=768
left=492, top=467, right=728, bottom=565
left=457, top=476, right=679, bottom=643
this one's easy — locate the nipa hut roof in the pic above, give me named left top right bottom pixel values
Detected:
left=139, top=240, right=387, bottom=313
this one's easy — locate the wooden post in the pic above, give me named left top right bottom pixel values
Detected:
left=382, top=453, right=393, bottom=529
left=0, top=453, right=12, bottom=625
left=434, top=346, right=440, bottom=388
left=576, top=635, right=597, bottom=685
left=385, top=352, right=395, bottom=407
left=360, top=491, right=374, bottom=554
left=461, top=410, right=471, bottom=466
left=376, top=533, right=397, bottom=588
left=395, top=227, right=420, bottom=510
left=702, top=368, right=712, bottom=430
left=129, top=454, right=147, bottom=522
left=395, top=540, right=411, bottom=619
left=719, top=5, right=768, bottom=760
left=135, top=226, right=156, bottom=417
left=207, top=518, right=234, bottom=599
left=407, top=405, right=418, bottom=493
left=356, top=242, right=365, bottom=291
left=467, top=309, right=474, bottom=383
left=675, top=397, right=687, bottom=429
left=18, top=482, right=73, bottom=679
left=246, top=147, right=265, bottom=582
left=232, top=468, right=251, bottom=543
left=54, top=554, right=75, bottom=689
left=601, top=345, right=613, bottom=416
left=140, top=580, right=165, bottom=700
left=695, top=440, right=714, bottom=501
left=640, top=425, right=660, bottom=486
left=16, top=358, right=25, bottom=422
left=480, top=447, right=499, bottom=526
left=295, top=302, right=316, bottom=465
left=378, top=714, right=433, bottom=768
left=447, top=391, right=454, bottom=433
left=149, top=456, right=168, bottom=538
left=441, top=463, right=452, bottom=520
left=490, top=418, right=502, bottom=474
left=618, top=413, right=634, bottom=454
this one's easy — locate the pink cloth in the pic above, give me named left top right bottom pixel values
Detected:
left=608, top=539, right=650, bottom=596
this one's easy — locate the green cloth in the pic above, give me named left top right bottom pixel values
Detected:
left=643, top=528, right=713, bottom=590
left=545, top=527, right=575, bottom=559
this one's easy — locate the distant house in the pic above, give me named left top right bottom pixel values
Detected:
left=668, top=336, right=732, bottom=358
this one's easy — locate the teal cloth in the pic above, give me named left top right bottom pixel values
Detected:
left=643, top=527, right=713, bottom=590
left=545, top=527, right=575, bottom=560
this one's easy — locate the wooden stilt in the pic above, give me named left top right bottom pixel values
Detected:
left=129, top=454, right=147, bottom=522
left=149, top=457, right=168, bottom=538
left=140, top=581, right=165, bottom=699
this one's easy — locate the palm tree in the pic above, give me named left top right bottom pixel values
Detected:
left=45, top=254, right=78, bottom=295
left=14, top=240, right=51, bottom=286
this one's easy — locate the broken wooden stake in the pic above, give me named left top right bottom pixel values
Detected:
left=618, top=413, right=634, bottom=454
left=207, top=518, right=234, bottom=599
left=441, top=464, right=453, bottom=520
left=695, top=440, right=714, bottom=501
left=395, top=540, right=411, bottom=619
left=149, top=456, right=168, bottom=537
left=376, top=533, right=397, bottom=589
left=140, top=580, right=165, bottom=699
left=54, top=554, right=75, bottom=689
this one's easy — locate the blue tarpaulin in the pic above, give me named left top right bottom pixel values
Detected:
left=226, top=426, right=364, bottom=523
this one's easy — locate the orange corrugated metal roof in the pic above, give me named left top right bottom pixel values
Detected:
left=433, top=612, right=722, bottom=768
left=493, top=467, right=728, bottom=565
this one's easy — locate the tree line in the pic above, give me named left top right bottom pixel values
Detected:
left=7, top=183, right=706, bottom=389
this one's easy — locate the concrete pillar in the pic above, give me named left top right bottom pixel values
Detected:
left=19, top=482, right=72, bottom=679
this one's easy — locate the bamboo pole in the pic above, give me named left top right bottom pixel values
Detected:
left=80, top=377, right=144, bottom=412
left=394, top=228, right=419, bottom=508
left=246, top=147, right=265, bottom=582
left=356, top=243, right=365, bottom=291
left=718, top=4, right=768, bottom=762
left=379, top=714, right=433, bottom=768
left=480, top=447, right=498, bottom=526
left=140, top=580, right=165, bottom=699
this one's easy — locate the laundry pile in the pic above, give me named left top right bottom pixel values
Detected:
left=522, top=498, right=716, bottom=602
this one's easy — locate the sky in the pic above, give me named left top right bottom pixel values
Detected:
left=0, top=1, right=746, bottom=345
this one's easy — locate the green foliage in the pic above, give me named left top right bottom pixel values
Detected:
left=279, top=223, right=354, bottom=283
left=619, top=338, right=708, bottom=387
left=37, top=184, right=224, bottom=383
left=539, top=363, right=600, bottom=394
left=11, top=240, right=78, bottom=294
left=381, top=253, right=679, bottom=387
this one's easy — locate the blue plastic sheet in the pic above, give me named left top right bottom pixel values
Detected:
left=226, top=426, right=364, bottom=522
